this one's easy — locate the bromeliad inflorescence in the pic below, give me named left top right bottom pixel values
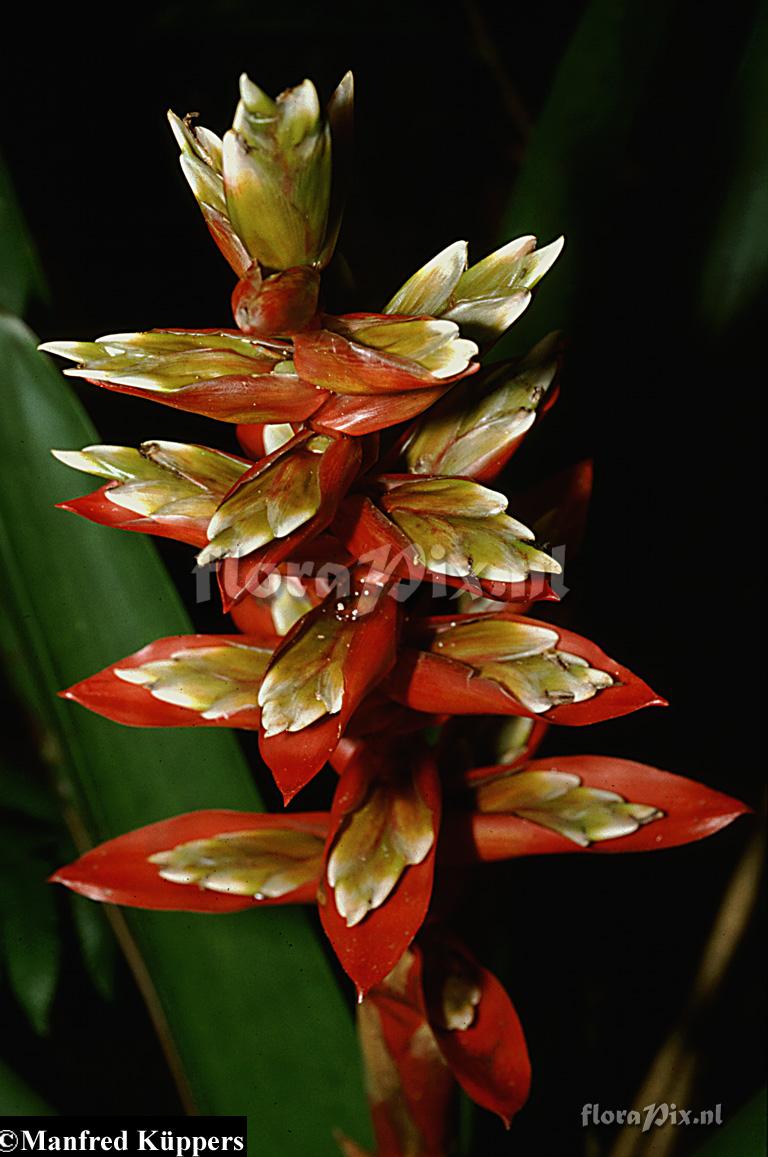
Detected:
left=44, top=73, right=748, bottom=1155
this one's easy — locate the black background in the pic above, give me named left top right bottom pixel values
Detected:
left=1, top=2, right=763, bottom=1153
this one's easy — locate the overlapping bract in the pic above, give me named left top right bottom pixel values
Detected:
left=43, top=71, right=749, bottom=1151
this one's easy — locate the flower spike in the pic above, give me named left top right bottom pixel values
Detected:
left=42, top=68, right=749, bottom=1148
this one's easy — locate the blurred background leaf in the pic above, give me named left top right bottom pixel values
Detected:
left=698, top=8, right=768, bottom=329
left=0, top=824, right=61, bottom=1035
left=0, top=1057, right=55, bottom=1116
left=0, top=158, right=46, bottom=315
left=693, top=1090, right=767, bottom=1156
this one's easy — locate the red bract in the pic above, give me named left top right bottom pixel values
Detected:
left=319, top=739, right=441, bottom=996
left=392, top=349, right=561, bottom=483
left=334, top=494, right=560, bottom=604
left=214, top=429, right=362, bottom=611
left=62, top=634, right=275, bottom=729
left=420, top=932, right=531, bottom=1127
left=87, top=366, right=328, bottom=425
left=294, top=318, right=478, bottom=396
left=231, top=265, right=321, bottom=336
left=51, top=810, right=328, bottom=911
left=458, top=756, right=751, bottom=860
left=258, top=573, right=401, bottom=802
left=57, top=486, right=210, bottom=547
left=342, top=937, right=530, bottom=1153
left=228, top=536, right=353, bottom=636
left=351, top=948, right=457, bottom=1157
left=42, top=69, right=749, bottom=1151
left=389, top=612, right=666, bottom=724
left=311, top=384, right=449, bottom=436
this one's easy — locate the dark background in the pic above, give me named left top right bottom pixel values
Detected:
left=1, top=1, right=764, bottom=1153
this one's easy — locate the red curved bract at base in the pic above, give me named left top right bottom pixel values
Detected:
left=420, top=933, right=531, bottom=1127
left=359, top=948, right=455, bottom=1157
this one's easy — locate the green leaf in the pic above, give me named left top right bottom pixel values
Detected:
left=0, top=318, right=370, bottom=1150
left=698, top=11, right=768, bottom=328
left=68, top=890, right=117, bottom=1003
left=693, top=1090, right=766, bottom=1156
left=0, top=826, right=61, bottom=1035
left=0, top=757, right=58, bottom=824
left=0, top=1056, right=55, bottom=1115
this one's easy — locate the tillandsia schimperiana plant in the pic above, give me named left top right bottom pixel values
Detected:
left=42, top=72, right=749, bottom=1153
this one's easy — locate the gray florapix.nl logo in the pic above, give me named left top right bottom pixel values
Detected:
left=582, top=1103, right=723, bottom=1132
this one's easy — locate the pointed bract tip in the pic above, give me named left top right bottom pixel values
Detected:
left=238, top=73, right=275, bottom=113
left=38, top=340, right=80, bottom=360
left=218, top=586, right=237, bottom=615
left=167, top=109, right=187, bottom=149
left=329, top=71, right=354, bottom=118
left=50, top=449, right=81, bottom=468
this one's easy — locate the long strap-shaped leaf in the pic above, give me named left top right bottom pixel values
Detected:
left=0, top=316, right=370, bottom=1152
